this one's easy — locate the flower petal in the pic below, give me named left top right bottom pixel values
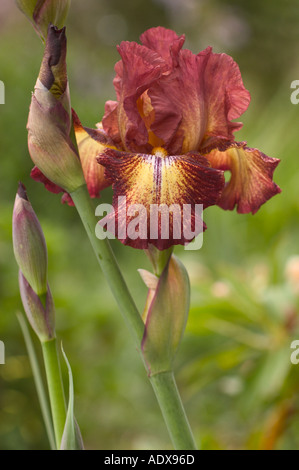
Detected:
left=140, top=26, right=185, bottom=67
left=97, top=149, right=224, bottom=250
left=108, top=41, right=168, bottom=153
left=31, top=166, right=64, bottom=194
left=73, top=110, right=112, bottom=198
left=199, top=52, right=251, bottom=151
left=206, top=142, right=281, bottom=214
left=148, top=47, right=251, bottom=155
left=101, top=100, right=123, bottom=148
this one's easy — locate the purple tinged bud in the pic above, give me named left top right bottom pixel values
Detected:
left=13, top=183, right=48, bottom=296
left=19, top=271, right=55, bottom=342
left=27, top=25, right=85, bottom=193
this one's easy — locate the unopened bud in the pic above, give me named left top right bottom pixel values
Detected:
left=27, top=25, right=85, bottom=193
left=19, top=271, right=55, bottom=342
left=141, top=255, right=190, bottom=376
left=13, top=183, right=48, bottom=296
left=16, top=0, right=71, bottom=42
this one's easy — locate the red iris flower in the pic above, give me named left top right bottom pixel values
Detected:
left=33, top=27, right=281, bottom=250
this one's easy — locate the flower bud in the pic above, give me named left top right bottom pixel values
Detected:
left=27, top=25, right=85, bottom=194
left=13, top=183, right=48, bottom=296
left=141, top=255, right=190, bottom=376
left=16, top=0, right=71, bottom=42
left=19, top=271, right=55, bottom=342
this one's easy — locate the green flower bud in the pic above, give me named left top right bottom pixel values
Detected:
left=16, top=0, right=71, bottom=42
left=19, top=271, right=55, bottom=342
left=27, top=25, right=85, bottom=194
left=141, top=255, right=190, bottom=376
left=13, top=183, right=48, bottom=296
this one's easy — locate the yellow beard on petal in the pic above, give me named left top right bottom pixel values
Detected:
left=152, top=147, right=168, bottom=158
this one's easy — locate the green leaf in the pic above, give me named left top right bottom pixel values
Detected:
left=60, top=345, right=84, bottom=450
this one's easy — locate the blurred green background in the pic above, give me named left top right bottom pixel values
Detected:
left=1, top=0, right=299, bottom=450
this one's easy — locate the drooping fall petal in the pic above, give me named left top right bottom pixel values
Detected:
left=206, top=142, right=281, bottom=214
left=97, top=148, right=224, bottom=250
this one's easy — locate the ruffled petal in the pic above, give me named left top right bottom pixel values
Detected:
left=206, top=142, right=281, bottom=214
left=73, top=110, right=112, bottom=198
left=140, top=26, right=185, bottom=67
left=110, top=41, right=168, bottom=153
left=148, top=47, right=251, bottom=155
left=101, top=100, right=123, bottom=148
left=97, top=149, right=224, bottom=250
left=199, top=52, right=251, bottom=151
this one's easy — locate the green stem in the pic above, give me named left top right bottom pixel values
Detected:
left=70, top=183, right=197, bottom=450
left=71, top=184, right=145, bottom=344
left=150, top=371, right=197, bottom=450
left=42, top=338, right=66, bottom=449
left=17, top=313, right=56, bottom=450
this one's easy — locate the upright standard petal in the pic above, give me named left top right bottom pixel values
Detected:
left=104, top=41, right=167, bottom=153
left=206, top=142, right=281, bottom=214
left=140, top=26, right=185, bottom=67
left=97, top=148, right=224, bottom=250
left=148, top=47, right=251, bottom=155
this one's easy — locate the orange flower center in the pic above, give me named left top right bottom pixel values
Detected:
left=152, top=147, right=168, bottom=158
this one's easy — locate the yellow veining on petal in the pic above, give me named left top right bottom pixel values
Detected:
left=160, top=157, right=184, bottom=204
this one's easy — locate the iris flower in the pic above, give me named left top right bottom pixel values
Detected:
left=33, top=27, right=281, bottom=250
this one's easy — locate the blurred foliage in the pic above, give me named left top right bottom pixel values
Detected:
left=1, top=0, right=299, bottom=450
